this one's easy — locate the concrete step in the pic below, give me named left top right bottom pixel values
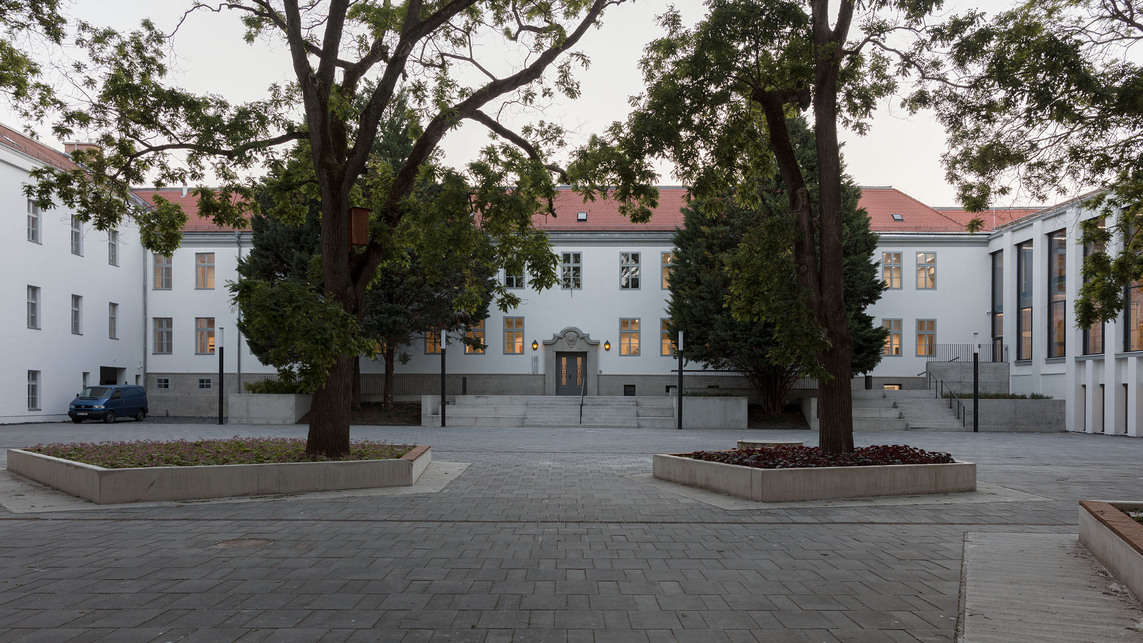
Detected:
left=637, top=407, right=674, bottom=418
left=853, top=408, right=903, bottom=419
left=854, top=418, right=909, bottom=431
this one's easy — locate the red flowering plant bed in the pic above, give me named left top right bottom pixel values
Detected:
left=685, top=444, right=955, bottom=469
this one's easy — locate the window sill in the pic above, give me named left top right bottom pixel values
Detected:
left=1045, top=357, right=1066, bottom=364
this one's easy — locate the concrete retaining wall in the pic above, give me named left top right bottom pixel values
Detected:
left=227, top=394, right=312, bottom=424
left=653, top=453, right=976, bottom=502
left=1079, top=500, right=1143, bottom=602
left=6, top=445, right=430, bottom=504
left=926, top=362, right=1010, bottom=395
left=964, top=399, right=1066, bottom=432
left=681, top=396, right=748, bottom=429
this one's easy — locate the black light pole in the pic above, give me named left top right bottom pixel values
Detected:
left=218, top=326, right=225, bottom=425
left=677, top=331, right=684, bottom=430
left=440, top=329, right=447, bottom=427
left=972, top=332, right=979, bottom=433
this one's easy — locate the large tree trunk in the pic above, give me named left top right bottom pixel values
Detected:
left=307, top=354, right=355, bottom=456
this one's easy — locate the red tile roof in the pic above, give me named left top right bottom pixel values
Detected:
left=532, top=186, right=689, bottom=231
left=0, top=123, right=78, bottom=170
left=934, top=207, right=1044, bottom=232
left=859, top=186, right=972, bottom=233
left=133, top=188, right=252, bottom=232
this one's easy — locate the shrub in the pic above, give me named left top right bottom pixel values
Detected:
left=245, top=378, right=308, bottom=394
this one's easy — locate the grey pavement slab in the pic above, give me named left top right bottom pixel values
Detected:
left=0, top=422, right=1141, bottom=641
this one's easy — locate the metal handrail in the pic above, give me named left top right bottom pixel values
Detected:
left=578, top=379, right=586, bottom=425
left=926, top=372, right=968, bottom=428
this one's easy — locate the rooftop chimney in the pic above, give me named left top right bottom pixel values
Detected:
left=64, top=142, right=100, bottom=155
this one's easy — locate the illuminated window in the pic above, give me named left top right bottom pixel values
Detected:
left=195, top=317, right=215, bottom=354
left=661, top=252, right=674, bottom=289
left=916, top=252, right=936, bottom=289
left=465, top=319, right=486, bottom=354
left=504, top=317, right=524, bottom=354
left=196, top=253, right=215, bottom=289
left=620, top=318, right=640, bottom=356
left=882, top=252, right=901, bottom=289
left=660, top=319, right=677, bottom=356
left=882, top=319, right=901, bottom=356
left=425, top=330, right=441, bottom=355
left=916, top=319, right=935, bottom=357
left=1017, top=240, right=1034, bottom=360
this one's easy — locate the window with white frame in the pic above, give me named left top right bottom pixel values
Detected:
left=196, top=253, right=215, bottom=289
left=916, top=252, right=936, bottom=289
left=71, top=295, right=82, bottom=334
left=108, top=303, right=118, bottom=339
left=916, top=319, right=936, bottom=357
left=560, top=252, right=581, bottom=289
left=620, top=318, right=640, bottom=356
left=661, top=252, right=674, bottom=289
left=27, top=285, right=40, bottom=329
left=465, top=319, right=486, bottom=354
left=504, top=317, right=524, bottom=354
left=27, top=371, right=40, bottom=411
left=882, top=252, right=902, bottom=289
left=153, top=254, right=172, bottom=289
left=195, top=317, right=215, bottom=354
left=153, top=318, right=173, bottom=354
left=27, top=199, right=40, bottom=243
left=882, top=319, right=902, bottom=356
left=70, top=216, right=82, bottom=255
left=504, top=270, right=524, bottom=289
left=155, top=377, right=170, bottom=389
left=620, top=252, right=640, bottom=289
left=108, top=230, right=119, bottom=266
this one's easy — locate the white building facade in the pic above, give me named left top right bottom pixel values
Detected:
left=2, top=126, right=1140, bottom=435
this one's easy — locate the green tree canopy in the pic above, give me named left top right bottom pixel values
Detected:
left=0, top=0, right=65, bottom=116
left=915, top=0, right=1143, bottom=324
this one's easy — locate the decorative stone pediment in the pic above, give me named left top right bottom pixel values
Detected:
left=543, top=327, right=600, bottom=351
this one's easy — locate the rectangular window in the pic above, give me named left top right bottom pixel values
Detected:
left=71, top=295, right=82, bottom=335
left=198, top=378, right=213, bottom=390
left=465, top=319, right=486, bottom=354
left=916, top=252, right=936, bottom=289
left=155, top=377, right=170, bottom=389
left=196, top=253, right=215, bottom=289
left=108, top=230, right=119, bottom=266
left=991, top=251, right=1004, bottom=360
left=560, top=252, right=581, bottom=289
left=1083, top=221, right=1105, bottom=355
left=27, top=199, right=40, bottom=243
left=153, top=318, right=173, bottom=354
left=882, top=319, right=902, bottom=356
left=660, top=319, right=677, bottom=356
left=1128, top=279, right=1143, bottom=352
left=916, top=319, right=936, bottom=357
left=661, top=252, right=675, bottom=289
left=153, top=254, right=172, bottom=289
left=1017, top=240, right=1034, bottom=360
left=504, top=271, right=524, bottom=289
left=26, top=285, right=40, bottom=329
left=70, top=216, right=82, bottom=255
left=504, top=317, right=524, bottom=354
left=620, top=252, right=640, bottom=289
left=108, top=303, right=118, bottom=339
left=1048, top=230, right=1066, bottom=358
left=195, top=317, right=215, bottom=354
left=425, top=329, right=441, bottom=355
left=620, top=318, right=640, bottom=356
left=27, top=371, right=40, bottom=411
left=882, top=252, right=902, bottom=289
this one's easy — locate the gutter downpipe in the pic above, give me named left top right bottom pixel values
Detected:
left=235, top=231, right=243, bottom=393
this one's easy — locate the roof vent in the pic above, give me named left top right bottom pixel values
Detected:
left=577, top=211, right=587, bottom=222
left=891, top=213, right=904, bottom=221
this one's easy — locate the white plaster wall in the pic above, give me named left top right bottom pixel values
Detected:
left=2, top=147, right=146, bottom=423
left=866, top=234, right=992, bottom=380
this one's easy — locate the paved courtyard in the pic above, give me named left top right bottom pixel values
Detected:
left=1, top=421, right=1142, bottom=642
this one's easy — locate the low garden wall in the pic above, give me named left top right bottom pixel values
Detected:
left=227, top=394, right=312, bottom=424
left=1079, top=500, right=1143, bottom=602
left=681, top=396, right=748, bottom=429
left=653, top=453, right=976, bottom=502
left=964, top=399, right=1065, bottom=432
left=6, top=445, right=430, bottom=504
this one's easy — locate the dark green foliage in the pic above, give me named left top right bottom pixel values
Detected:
left=0, top=0, right=65, bottom=116
left=916, top=1, right=1143, bottom=324
left=669, top=117, right=885, bottom=413
left=245, top=379, right=308, bottom=395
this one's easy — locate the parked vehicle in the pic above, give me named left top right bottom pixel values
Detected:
left=68, top=385, right=148, bottom=424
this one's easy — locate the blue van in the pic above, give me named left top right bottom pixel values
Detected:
left=68, top=385, right=148, bottom=423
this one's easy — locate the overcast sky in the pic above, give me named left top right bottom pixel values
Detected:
left=4, top=0, right=1034, bottom=209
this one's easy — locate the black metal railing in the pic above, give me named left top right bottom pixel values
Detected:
left=925, top=371, right=967, bottom=428
left=926, top=343, right=1008, bottom=364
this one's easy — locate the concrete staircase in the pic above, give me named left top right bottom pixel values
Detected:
left=851, top=388, right=966, bottom=431
left=435, top=395, right=676, bottom=428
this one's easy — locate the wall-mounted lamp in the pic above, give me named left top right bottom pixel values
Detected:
left=531, top=340, right=539, bottom=351
left=604, top=340, right=611, bottom=351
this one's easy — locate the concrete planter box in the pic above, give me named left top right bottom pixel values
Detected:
left=653, top=453, right=976, bottom=502
left=681, top=396, right=748, bottom=429
left=6, top=445, right=430, bottom=504
left=227, top=393, right=312, bottom=424
left=1079, top=500, right=1143, bottom=601
left=964, top=399, right=1065, bottom=432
